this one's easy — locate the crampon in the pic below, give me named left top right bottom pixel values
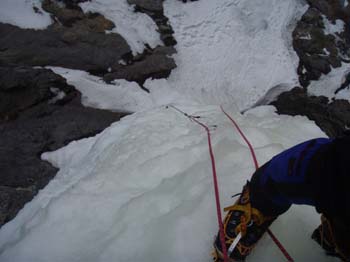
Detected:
left=212, top=183, right=276, bottom=261
left=312, top=215, right=349, bottom=261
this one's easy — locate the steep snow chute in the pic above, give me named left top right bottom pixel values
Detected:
left=0, top=104, right=334, bottom=262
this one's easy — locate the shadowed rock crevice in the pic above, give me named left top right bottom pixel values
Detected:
left=0, top=66, right=128, bottom=226
left=271, top=87, right=350, bottom=138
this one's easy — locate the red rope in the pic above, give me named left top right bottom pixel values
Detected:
left=167, top=105, right=229, bottom=262
left=220, top=105, right=294, bottom=262
left=220, top=106, right=259, bottom=170
left=190, top=117, right=229, bottom=262
left=267, top=230, right=294, bottom=262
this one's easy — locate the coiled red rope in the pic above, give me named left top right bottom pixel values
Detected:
left=220, top=105, right=294, bottom=262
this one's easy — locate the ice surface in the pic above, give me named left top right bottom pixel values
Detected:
left=0, top=0, right=52, bottom=29
left=79, top=0, right=161, bottom=55
left=0, top=104, right=336, bottom=262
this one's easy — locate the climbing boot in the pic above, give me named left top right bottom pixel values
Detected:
left=212, top=183, right=276, bottom=261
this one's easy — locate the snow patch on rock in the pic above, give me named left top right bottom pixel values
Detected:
left=0, top=0, right=52, bottom=29
left=322, top=15, right=345, bottom=35
left=308, top=64, right=350, bottom=100
left=79, top=0, right=162, bottom=55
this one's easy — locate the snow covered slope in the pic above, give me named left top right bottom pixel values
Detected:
left=158, top=0, right=307, bottom=110
left=0, top=104, right=336, bottom=262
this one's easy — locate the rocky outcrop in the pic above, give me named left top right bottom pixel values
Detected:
left=128, top=0, right=163, bottom=13
left=0, top=0, right=131, bottom=75
left=104, top=46, right=176, bottom=85
left=96, top=0, right=178, bottom=84
left=127, top=0, right=177, bottom=46
left=0, top=22, right=131, bottom=75
left=271, top=87, right=350, bottom=137
left=306, top=0, right=350, bottom=22
left=273, top=0, right=350, bottom=137
left=42, top=0, right=115, bottom=31
left=293, top=1, right=350, bottom=87
left=0, top=66, right=127, bottom=226
left=0, top=66, right=71, bottom=120
left=0, top=0, right=177, bottom=83
left=0, top=0, right=180, bottom=227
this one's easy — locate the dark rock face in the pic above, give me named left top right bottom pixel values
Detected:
left=0, top=186, right=36, bottom=226
left=104, top=46, right=176, bottom=85
left=43, top=0, right=115, bottom=30
left=0, top=23, right=131, bottom=75
left=128, top=0, right=163, bottom=13
left=293, top=6, right=348, bottom=87
left=0, top=0, right=177, bottom=84
left=271, top=87, right=350, bottom=137
left=128, top=0, right=177, bottom=47
left=98, top=0, right=177, bottom=84
left=42, top=0, right=86, bottom=26
left=0, top=67, right=127, bottom=226
left=0, top=66, right=71, bottom=120
left=273, top=0, right=350, bottom=137
left=1, top=0, right=132, bottom=76
left=306, top=0, right=350, bottom=22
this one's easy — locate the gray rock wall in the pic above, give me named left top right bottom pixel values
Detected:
left=0, top=66, right=127, bottom=226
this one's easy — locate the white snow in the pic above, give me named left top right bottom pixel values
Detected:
left=79, top=0, right=162, bottom=55
left=74, top=0, right=308, bottom=112
left=322, top=48, right=330, bottom=56
left=50, top=67, right=154, bottom=112
left=308, top=64, right=350, bottom=100
left=152, top=0, right=308, bottom=110
left=299, top=33, right=312, bottom=40
left=0, top=104, right=335, bottom=262
left=50, top=67, right=199, bottom=112
left=48, top=87, right=66, bottom=104
left=335, top=87, right=350, bottom=100
left=0, top=0, right=52, bottom=29
left=322, top=15, right=345, bottom=35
